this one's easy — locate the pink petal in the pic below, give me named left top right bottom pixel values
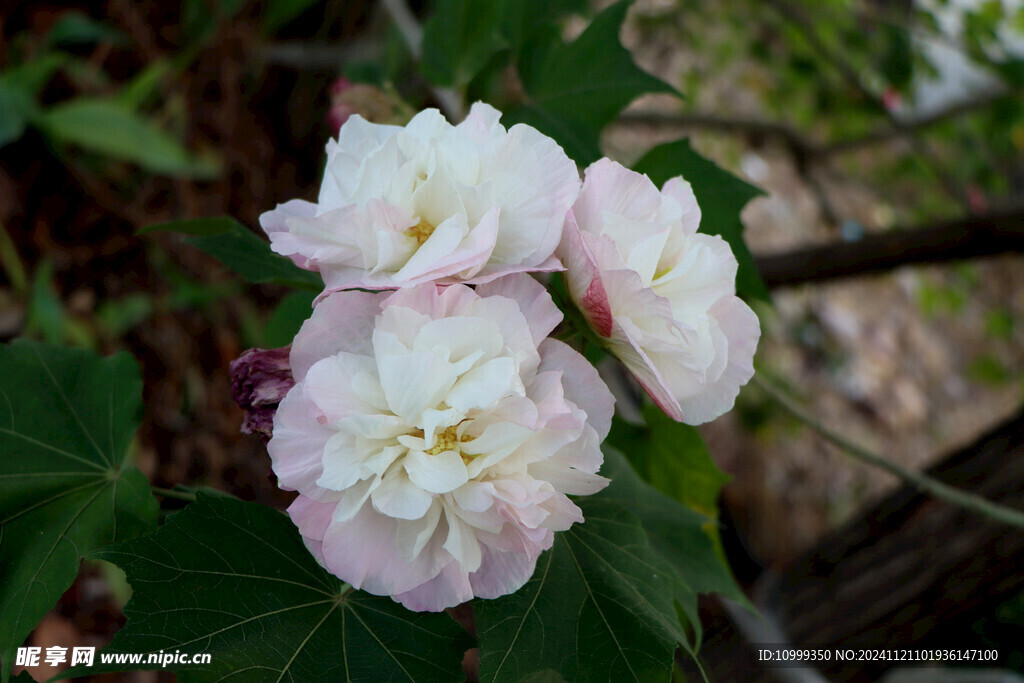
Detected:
left=393, top=560, right=474, bottom=612
left=468, top=542, right=541, bottom=600
left=673, top=296, right=760, bottom=424
left=290, top=290, right=384, bottom=380
left=475, top=273, right=563, bottom=347
left=537, top=338, right=614, bottom=440
left=559, top=214, right=613, bottom=337
left=267, top=383, right=338, bottom=499
left=320, top=503, right=446, bottom=596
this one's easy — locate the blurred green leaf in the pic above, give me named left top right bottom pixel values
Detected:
left=633, top=138, right=770, bottom=302
left=117, top=59, right=174, bottom=110
left=421, top=0, right=508, bottom=88
left=2, top=53, right=68, bottom=97
left=0, top=225, right=27, bottom=294
left=0, top=80, right=33, bottom=147
left=24, top=260, right=66, bottom=344
left=0, top=341, right=157, bottom=682
left=45, top=11, right=127, bottom=48
left=38, top=98, right=220, bottom=178
left=95, top=294, right=154, bottom=338
left=880, top=24, right=913, bottom=89
left=262, top=0, right=321, bottom=33
left=68, top=494, right=472, bottom=682
left=506, top=0, right=676, bottom=164
left=182, top=0, right=248, bottom=45
left=141, top=217, right=323, bottom=290
left=263, top=290, right=315, bottom=348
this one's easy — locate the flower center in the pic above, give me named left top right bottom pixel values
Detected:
left=424, top=424, right=467, bottom=455
left=407, top=217, right=435, bottom=245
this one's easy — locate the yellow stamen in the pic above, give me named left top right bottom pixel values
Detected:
left=407, top=218, right=435, bottom=246
left=424, top=425, right=471, bottom=456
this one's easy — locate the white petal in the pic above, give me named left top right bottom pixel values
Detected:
left=316, top=431, right=364, bottom=491
left=396, top=500, right=443, bottom=560
left=371, top=469, right=434, bottom=520
left=446, top=357, right=521, bottom=413
left=405, top=449, right=470, bottom=494
left=376, top=350, right=457, bottom=423
left=444, top=514, right=483, bottom=572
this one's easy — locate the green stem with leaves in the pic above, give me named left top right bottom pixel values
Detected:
left=754, top=374, right=1024, bottom=529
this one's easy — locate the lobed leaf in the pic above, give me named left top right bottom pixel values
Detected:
left=0, top=340, right=157, bottom=683
left=64, top=494, right=472, bottom=682
left=506, top=0, right=676, bottom=165
left=421, top=0, right=508, bottom=88
left=476, top=449, right=708, bottom=683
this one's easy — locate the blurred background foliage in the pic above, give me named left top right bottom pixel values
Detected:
left=2, top=0, right=1024, bottom=679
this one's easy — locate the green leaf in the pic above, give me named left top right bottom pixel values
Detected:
left=0, top=340, right=157, bottom=682
left=45, top=11, right=127, bottom=47
left=496, top=0, right=586, bottom=61
left=633, top=138, right=770, bottom=301
left=37, top=98, right=220, bottom=178
left=24, top=259, right=66, bottom=344
left=475, top=450, right=708, bottom=679
left=140, top=217, right=323, bottom=291
left=506, top=0, right=676, bottom=164
left=608, top=406, right=729, bottom=519
left=0, top=79, right=33, bottom=148
left=263, top=290, right=315, bottom=348
left=67, top=494, right=472, bottom=682
left=421, top=0, right=508, bottom=88
left=117, top=59, right=174, bottom=110
left=596, top=447, right=745, bottom=608
left=262, top=0, right=320, bottom=33
left=2, top=53, right=68, bottom=97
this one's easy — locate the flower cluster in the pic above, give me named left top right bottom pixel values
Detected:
left=233, top=102, right=759, bottom=611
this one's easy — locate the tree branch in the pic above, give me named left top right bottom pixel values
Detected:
left=754, top=207, right=1024, bottom=289
left=617, top=89, right=1012, bottom=159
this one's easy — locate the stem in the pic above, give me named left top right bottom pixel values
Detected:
left=753, top=374, right=1024, bottom=529
left=151, top=486, right=198, bottom=502
left=379, top=0, right=465, bottom=121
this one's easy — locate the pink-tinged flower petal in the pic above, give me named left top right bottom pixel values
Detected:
left=320, top=504, right=445, bottom=595
left=268, top=283, right=611, bottom=611
left=393, top=561, right=474, bottom=612
left=468, top=542, right=539, bottom=600
left=538, top=338, right=614, bottom=440
left=660, top=176, right=701, bottom=235
left=475, top=273, right=563, bottom=346
left=262, top=103, right=578, bottom=291
left=562, top=159, right=760, bottom=425
left=559, top=215, right=613, bottom=337
left=456, top=101, right=503, bottom=145
left=259, top=199, right=320, bottom=271
left=573, top=157, right=664, bottom=230
left=266, top=384, right=337, bottom=498
left=672, top=296, right=760, bottom=424
left=264, top=203, right=363, bottom=272
left=287, top=495, right=334, bottom=543
left=290, top=290, right=382, bottom=380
